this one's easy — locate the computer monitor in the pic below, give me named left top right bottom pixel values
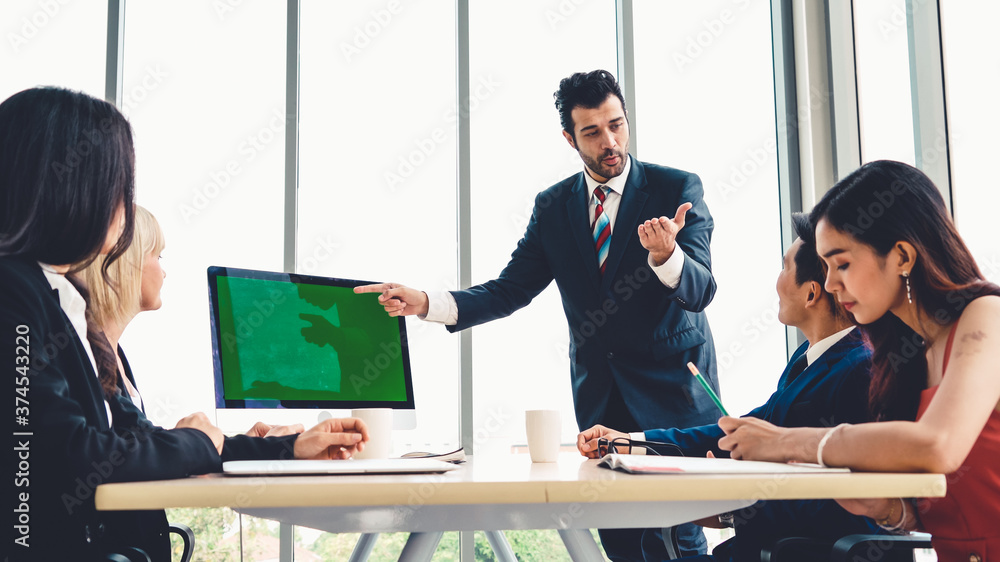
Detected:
left=207, top=266, right=416, bottom=430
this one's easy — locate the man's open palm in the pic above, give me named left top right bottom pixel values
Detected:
left=638, top=202, right=692, bottom=266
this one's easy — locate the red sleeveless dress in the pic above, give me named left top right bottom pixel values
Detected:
left=915, top=323, right=1000, bottom=561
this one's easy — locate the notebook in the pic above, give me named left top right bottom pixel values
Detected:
left=223, top=458, right=459, bottom=476
left=597, top=454, right=851, bottom=475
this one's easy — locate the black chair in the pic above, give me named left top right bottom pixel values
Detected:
left=760, top=537, right=836, bottom=561
left=105, top=523, right=196, bottom=562
left=760, top=533, right=933, bottom=562
left=106, top=548, right=153, bottom=562
left=168, top=523, right=195, bottom=562
left=830, top=533, right=933, bottom=562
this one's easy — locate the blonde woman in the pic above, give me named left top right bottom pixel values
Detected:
left=80, top=205, right=298, bottom=437
left=80, top=205, right=163, bottom=412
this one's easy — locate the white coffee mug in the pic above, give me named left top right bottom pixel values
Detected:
left=351, top=408, right=393, bottom=459
left=525, top=409, right=561, bottom=463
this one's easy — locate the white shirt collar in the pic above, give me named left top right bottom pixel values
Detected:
left=806, top=325, right=856, bottom=366
left=38, top=263, right=89, bottom=334
left=583, top=154, right=632, bottom=195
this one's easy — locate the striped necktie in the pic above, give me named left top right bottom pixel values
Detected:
left=592, top=186, right=611, bottom=275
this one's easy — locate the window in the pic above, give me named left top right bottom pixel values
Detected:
left=633, top=0, right=785, bottom=415
left=0, top=0, right=106, bottom=100
left=119, top=0, right=286, bottom=429
left=940, top=2, right=1000, bottom=283
left=299, top=0, right=460, bottom=451
left=468, top=0, right=618, bottom=445
left=852, top=0, right=917, bottom=165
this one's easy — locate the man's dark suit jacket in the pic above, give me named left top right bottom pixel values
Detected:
left=644, top=330, right=880, bottom=561
left=2, top=257, right=298, bottom=561
left=449, top=158, right=720, bottom=432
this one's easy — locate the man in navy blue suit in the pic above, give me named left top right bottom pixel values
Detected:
left=578, top=213, right=879, bottom=561
left=357, top=69, right=719, bottom=559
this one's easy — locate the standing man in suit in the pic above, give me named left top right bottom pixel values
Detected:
left=578, top=213, right=879, bottom=562
left=357, top=69, right=719, bottom=559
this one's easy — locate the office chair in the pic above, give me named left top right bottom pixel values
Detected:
left=759, top=537, right=837, bottom=561
left=760, top=532, right=932, bottom=562
left=830, top=533, right=933, bottom=562
left=105, top=523, right=196, bottom=562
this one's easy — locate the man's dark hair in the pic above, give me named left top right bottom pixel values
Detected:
left=790, top=212, right=823, bottom=288
left=791, top=212, right=842, bottom=320
left=553, top=69, right=626, bottom=140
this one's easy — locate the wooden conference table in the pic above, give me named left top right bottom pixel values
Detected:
left=96, top=452, right=946, bottom=562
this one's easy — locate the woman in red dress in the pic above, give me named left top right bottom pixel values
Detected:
left=716, top=160, right=1000, bottom=561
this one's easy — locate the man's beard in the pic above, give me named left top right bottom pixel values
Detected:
left=582, top=147, right=627, bottom=180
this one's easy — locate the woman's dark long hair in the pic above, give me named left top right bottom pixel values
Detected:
left=810, top=160, right=1000, bottom=422
left=0, top=87, right=136, bottom=397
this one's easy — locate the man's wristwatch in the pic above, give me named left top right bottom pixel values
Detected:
left=718, top=512, right=735, bottom=528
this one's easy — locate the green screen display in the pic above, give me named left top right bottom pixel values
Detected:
left=211, top=270, right=412, bottom=407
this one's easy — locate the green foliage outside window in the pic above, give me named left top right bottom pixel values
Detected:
left=170, top=507, right=733, bottom=561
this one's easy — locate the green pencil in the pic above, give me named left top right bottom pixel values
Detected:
left=686, top=361, right=729, bottom=416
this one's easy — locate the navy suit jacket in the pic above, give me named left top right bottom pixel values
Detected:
left=449, top=158, right=719, bottom=432
left=645, top=330, right=880, bottom=561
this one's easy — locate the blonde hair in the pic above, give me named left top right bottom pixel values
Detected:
left=81, top=205, right=165, bottom=330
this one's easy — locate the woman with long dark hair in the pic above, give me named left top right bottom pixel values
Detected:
left=716, top=160, right=1000, bottom=560
left=1, top=87, right=367, bottom=561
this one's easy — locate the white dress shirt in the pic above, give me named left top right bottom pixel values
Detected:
left=39, top=263, right=113, bottom=426
left=424, top=156, right=686, bottom=324
left=805, top=325, right=856, bottom=366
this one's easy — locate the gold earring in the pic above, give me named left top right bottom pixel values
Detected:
left=902, top=270, right=912, bottom=304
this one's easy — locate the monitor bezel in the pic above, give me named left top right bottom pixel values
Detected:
left=207, top=266, right=416, bottom=410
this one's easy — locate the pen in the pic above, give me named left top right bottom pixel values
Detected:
left=686, top=362, right=729, bottom=416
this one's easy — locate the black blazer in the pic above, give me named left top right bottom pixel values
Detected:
left=449, top=159, right=720, bottom=431
left=2, top=257, right=296, bottom=561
